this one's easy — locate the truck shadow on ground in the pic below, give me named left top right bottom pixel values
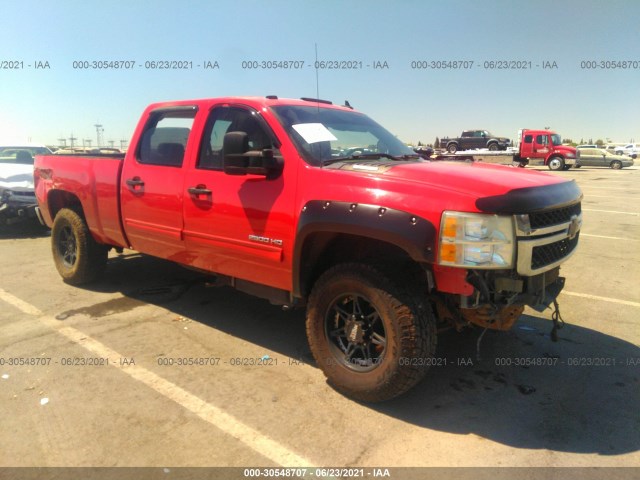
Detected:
left=62, top=252, right=640, bottom=457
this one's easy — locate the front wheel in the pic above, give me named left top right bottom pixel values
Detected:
left=447, top=143, right=458, bottom=153
left=548, top=156, right=565, bottom=171
left=51, top=208, right=108, bottom=285
left=488, top=143, right=499, bottom=151
left=306, top=264, right=436, bottom=402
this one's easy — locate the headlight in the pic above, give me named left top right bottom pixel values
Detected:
left=438, top=212, right=515, bottom=269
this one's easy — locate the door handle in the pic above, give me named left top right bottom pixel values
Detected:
left=126, top=177, right=145, bottom=188
left=188, top=185, right=212, bottom=196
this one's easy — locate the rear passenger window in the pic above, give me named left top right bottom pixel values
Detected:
left=138, top=109, right=196, bottom=167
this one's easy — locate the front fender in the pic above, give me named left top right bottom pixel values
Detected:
left=292, top=200, right=437, bottom=297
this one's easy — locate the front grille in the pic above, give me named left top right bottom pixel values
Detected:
left=529, top=203, right=581, bottom=229
left=531, top=233, right=580, bottom=270
left=11, top=191, right=36, bottom=198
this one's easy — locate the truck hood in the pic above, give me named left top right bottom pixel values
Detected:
left=331, top=160, right=580, bottom=213
left=554, top=145, right=578, bottom=154
left=0, top=162, right=35, bottom=190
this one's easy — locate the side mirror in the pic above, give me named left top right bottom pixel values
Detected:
left=222, top=131, right=284, bottom=179
left=222, top=131, right=250, bottom=175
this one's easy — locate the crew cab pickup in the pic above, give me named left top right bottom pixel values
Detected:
left=35, top=96, right=583, bottom=402
left=440, top=130, right=511, bottom=153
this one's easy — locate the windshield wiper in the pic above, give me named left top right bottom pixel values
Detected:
left=322, top=153, right=408, bottom=166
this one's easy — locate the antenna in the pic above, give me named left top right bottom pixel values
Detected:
left=315, top=43, right=320, bottom=111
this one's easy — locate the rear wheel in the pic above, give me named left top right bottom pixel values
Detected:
left=548, top=156, right=565, bottom=171
left=51, top=208, right=108, bottom=285
left=610, top=160, right=623, bottom=169
left=306, top=263, right=436, bottom=402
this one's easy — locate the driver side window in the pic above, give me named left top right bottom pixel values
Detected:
left=198, top=106, right=277, bottom=170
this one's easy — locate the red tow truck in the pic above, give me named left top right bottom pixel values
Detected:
left=436, top=128, right=580, bottom=171
left=35, top=96, right=583, bottom=401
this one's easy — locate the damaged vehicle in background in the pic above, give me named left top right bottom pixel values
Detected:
left=0, top=145, right=52, bottom=226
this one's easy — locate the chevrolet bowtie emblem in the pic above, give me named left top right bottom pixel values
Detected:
left=568, top=215, right=580, bottom=240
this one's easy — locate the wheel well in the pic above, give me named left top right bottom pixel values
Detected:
left=48, top=190, right=84, bottom=220
left=297, top=232, right=428, bottom=299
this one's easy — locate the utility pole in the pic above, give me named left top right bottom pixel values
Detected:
left=94, top=123, right=104, bottom=147
left=69, top=133, right=77, bottom=148
left=57, top=137, right=67, bottom=148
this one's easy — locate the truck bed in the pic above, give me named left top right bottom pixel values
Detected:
left=34, top=153, right=128, bottom=247
left=433, top=148, right=521, bottom=165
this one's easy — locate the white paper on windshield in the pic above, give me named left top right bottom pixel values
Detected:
left=292, top=123, right=337, bottom=144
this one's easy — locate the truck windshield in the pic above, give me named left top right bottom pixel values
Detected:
left=551, top=134, right=562, bottom=146
left=271, top=105, right=415, bottom=165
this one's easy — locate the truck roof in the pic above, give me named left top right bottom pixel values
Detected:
left=145, top=96, right=358, bottom=113
left=520, top=128, right=559, bottom=134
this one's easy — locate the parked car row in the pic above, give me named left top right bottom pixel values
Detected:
left=579, top=144, right=638, bottom=159
left=611, top=143, right=639, bottom=158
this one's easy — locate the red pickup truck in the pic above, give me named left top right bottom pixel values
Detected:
left=35, top=96, right=583, bottom=401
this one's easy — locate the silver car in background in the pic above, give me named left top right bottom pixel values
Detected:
left=576, top=148, right=634, bottom=169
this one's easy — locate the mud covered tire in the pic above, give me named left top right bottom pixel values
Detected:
left=306, top=263, right=436, bottom=402
left=51, top=208, right=108, bottom=285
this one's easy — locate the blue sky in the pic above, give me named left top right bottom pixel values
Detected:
left=1, top=0, right=638, bottom=147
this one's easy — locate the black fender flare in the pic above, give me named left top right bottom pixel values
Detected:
left=292, top=200, right=437, bottom=297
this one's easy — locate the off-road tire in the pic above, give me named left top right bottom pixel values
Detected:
left=51, top=208, right=108, bottom=285
left=488, top=142, right=499, bottom=151
left=306, top=263, right=436, bottom=402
